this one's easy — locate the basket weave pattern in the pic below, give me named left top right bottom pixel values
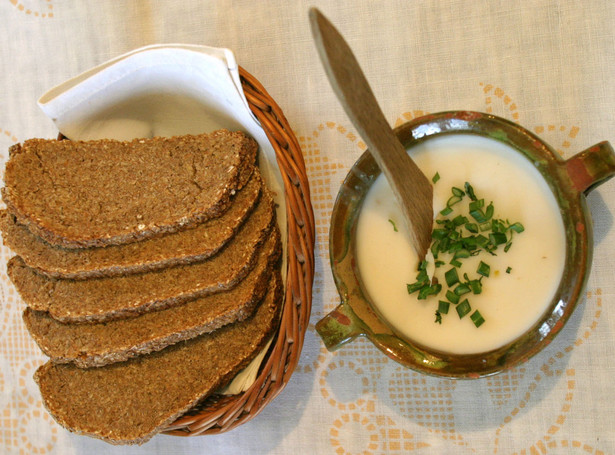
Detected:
left=162, top=67, right=315, bottom=435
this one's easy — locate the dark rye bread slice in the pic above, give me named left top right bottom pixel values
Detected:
left=0, top=170, right=263, bottom=279
left=23, top=226, right=281, bottom=368
left=1, top=130, right=257, bottom=249
left=34, top=271, right=283, bottom=445
left=8, top=187, right=276, bottom=323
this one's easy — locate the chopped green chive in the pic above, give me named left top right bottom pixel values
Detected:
left=438, top=300, right=450, bottom=315
left=509, top=222, right=525, bottom=233
left=477, top=261, right=490, bottom=277
left=388, top=219, right=398, bottom=232
left=432, top=228, right=447, bottom=240
left=430, top=241, right=441, bottom=259
left=469, top=279, right=482, bottom=295
left=446, top=290, right=460, bottom=304
left=446, top=195, right=463, bottom=208
left=449, top=259, right=463, bottom=267
left=489, top=232, right=507, bottom=246
left=484, top=202, right=494, bottom=220
left=479, top=221, right=492, bottom=232
left=492, top=219, right=506, bottom=233
left=470, top=310, right=485, bottom=327
left=470, top=280, right=483, bottom=295
left=452, top=215, right=468, bottom=227
left=464, top=182, right=477, bottom=201
left=465, top=222, right=478, bottom=233
left=469, top=199, right=484, bottom=211
left=445, top=268, right=460, bottom=287
left=404, top=178, right=524, bottom=328
left=452, top=187, right=465, bottom=197
left=406, top=281, right=424, bottom=294
left=454, top=283, right=471, bottom=296
left=454, top=249, right=471, bottom=259
left=456, top=299, right=471, bottom=318
left=475, top=235, right=489, bottom=247
left=448, top=230, right=461, bottom=241
left=418, top=283, right=442, bottom=300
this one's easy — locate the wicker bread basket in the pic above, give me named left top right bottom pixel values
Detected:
left=160, top=67, right=314, bottom=435
left=55, top=67, right=314, bottom=436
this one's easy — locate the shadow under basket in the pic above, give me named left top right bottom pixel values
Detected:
left=58, top=67, right=315, bottom=436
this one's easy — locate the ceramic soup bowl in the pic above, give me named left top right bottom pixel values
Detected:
left=316, top=111, right=615, bottom=378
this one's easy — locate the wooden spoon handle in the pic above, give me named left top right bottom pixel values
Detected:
left=309, top=8, right=433, bottom=259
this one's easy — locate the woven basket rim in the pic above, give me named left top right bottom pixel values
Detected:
left=159, top=66, right=315, bottom=436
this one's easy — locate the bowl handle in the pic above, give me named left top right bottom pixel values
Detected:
left=565, top=141, right=615, bottom=195
left=315, top=302, right=365, bottom=351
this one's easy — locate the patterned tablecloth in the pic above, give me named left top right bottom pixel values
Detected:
left=1, top=1, right=614, bottom=454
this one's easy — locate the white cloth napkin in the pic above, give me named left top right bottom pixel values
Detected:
left=38, top=43, right=284, bottom=201
left=40, top=44, right=250, bottom=139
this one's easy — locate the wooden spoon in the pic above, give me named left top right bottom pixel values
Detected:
left=309, top=8, right=433, bottom=259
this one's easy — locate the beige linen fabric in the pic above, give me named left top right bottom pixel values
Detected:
left=0, top=1, right=613, bottom=453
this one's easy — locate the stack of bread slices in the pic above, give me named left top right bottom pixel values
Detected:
left=0, top=130, right=283, bottom=445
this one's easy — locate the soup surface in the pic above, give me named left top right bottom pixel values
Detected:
left=355, top=134, right=566, bottom=354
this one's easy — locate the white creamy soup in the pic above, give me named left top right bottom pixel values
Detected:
left=355, top=134, right=566, bottom=354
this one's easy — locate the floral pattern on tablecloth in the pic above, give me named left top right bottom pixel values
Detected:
left=8, top=0, right=54, bottom=18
